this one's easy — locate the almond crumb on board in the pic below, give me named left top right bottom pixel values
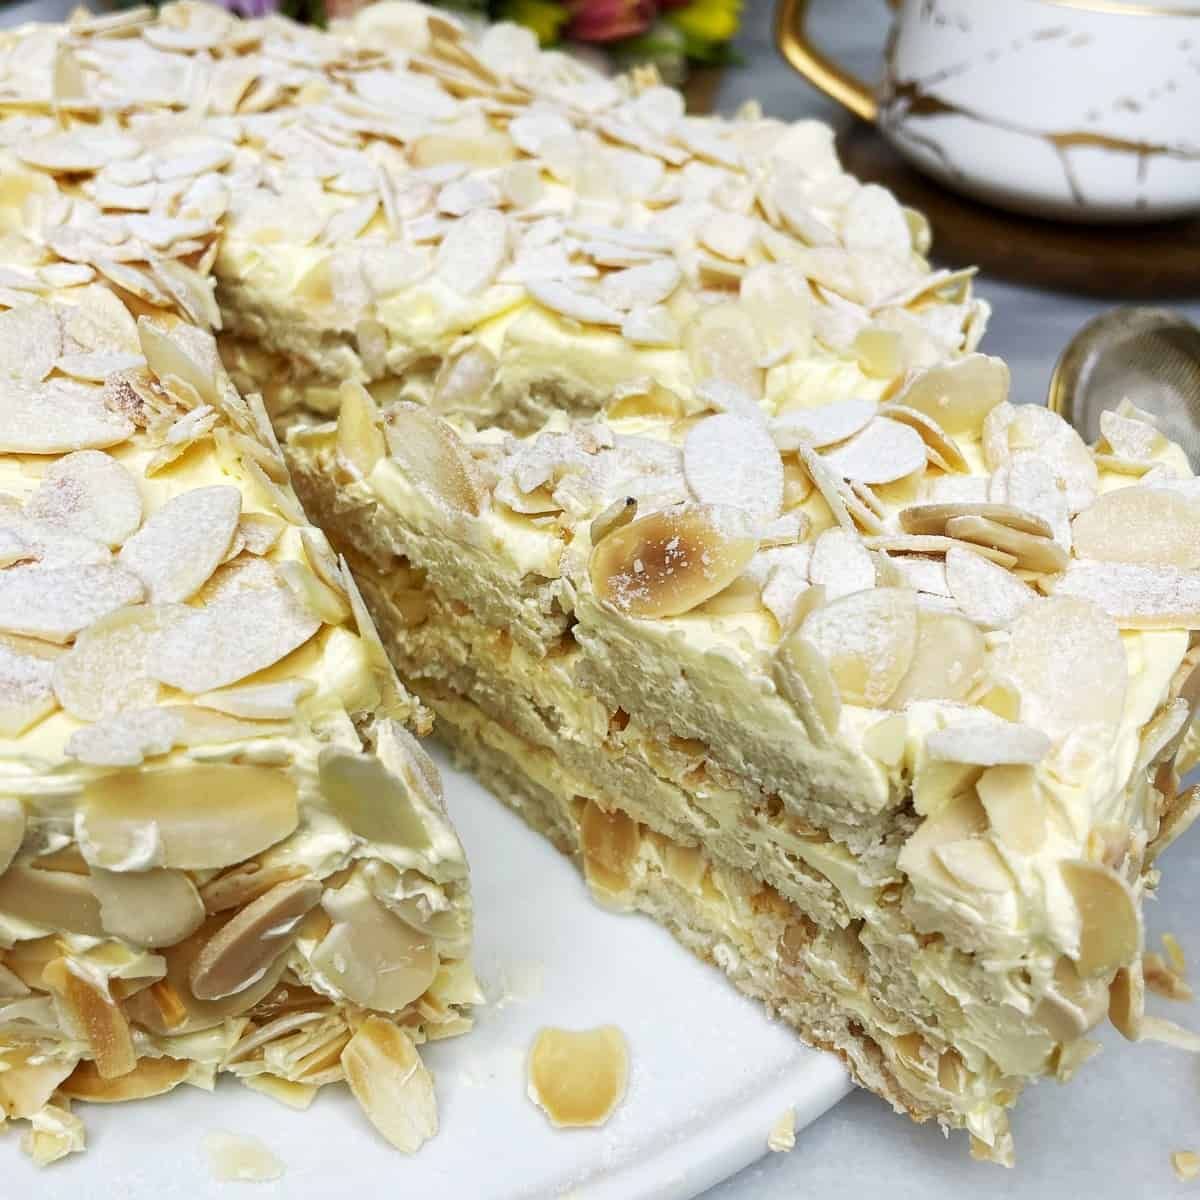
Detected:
left=1144, top=951, right=1194, bottom=1002
left=1173, top=1151, right=1200, bottom=1182
left=1164, top=933, right=1188, bottom=977
left=767, top=1108, right=796, bottom=1153
left=527, top=1026, right=628, bottom=1129
left=203, top=1132, right=285, bottom=1183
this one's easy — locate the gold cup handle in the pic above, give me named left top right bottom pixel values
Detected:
left=774, top=0, right=880, bottom=124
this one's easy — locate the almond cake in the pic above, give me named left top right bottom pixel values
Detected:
left=1, top=0, right=1198, bottom=1170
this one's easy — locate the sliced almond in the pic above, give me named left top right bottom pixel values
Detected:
left=383, top=403, right=485, bottom=517
left=1001, top=405, right=1098, bottom=514
left=977, top=763, right=1047, bottom=854
left=879, top=403, right=968, bottom=473
left=136, top=318, right=218, bottom=406
left=683, top=413, right=782, bottom=526
left=0, top=864, right=104, bottom=936
left=864, top=534, right=1017, bottom=570
left=589, top=504, right=757, bottom=619
left=1108, top=959, right=1145, bottom=1041
left=893, top=354, right=1009, bottom=438
left=0, top=302, right=62, bottom=383
left=66, top=705, right=182, bottom=768
left=43, top=957, right=137, bottom=1079
left=887, top=610, right=985, bottom=707
left=800, top=587, right=918, bottom=708
left=0, top=562, right=144, bottom=644
left=1051, top=561, right=1200, bottom=630
left=79, top=763, right=298, bottom=871
left=995, top=452, right=1072, bottom=549
left=944, top=545, right=1035, bottom=630
left=52, top=603, right=184, bottom=721
left=686, top=302, right=762, bottom=399
left=1060, top=859, right=1142, bottom=978
left=927, top=719, right=1050, bottom=766
left=91, top=867, right=205, bottom=949
left=0, top=796, right=25, bottom=875
left=774, top=630, right=842, bottom=740
left=341, top=1017, right=438, bottom=1153
left=527, top=1025, right=629, bottom=1129
left=199, top=862, right=309, bottom=914
left=944, top=515, right=1068, bottom=574
left=196, top=679, right=315, bottom=721
left=1072, top=487, right=1200, bottom=569
left=0, top=378, right=134, bottom=454
left=900, top=503, right=1052, bottom=540
left=202, top=1132, right=285, bottom=1183
left=279, top=560, right=351, bottom=626
left=769, top=397, right=877, bottom=451
left=118, top=484, right=241, bottom=604
left=0, top=639, right=58, bottom=736
left=237, top=512, right=286, bottom=557
left=821, top=417, right=926, bottom=485
left=152, top=575, right=321, bottom=693
left=61, top=1055, right=190, bottom=1104
left=435, top=208, right=507, bottom=295
left=337, top=381, right=386, bottom=478
left=25, top=450, right=143, bottom=548
left=310, top=871, right=439, bottom=1012
left=739, top=263, right=812, bottom=364
left=189, top=876, right=322, bottom=1001
left=808, top=528, right=875, bottom=602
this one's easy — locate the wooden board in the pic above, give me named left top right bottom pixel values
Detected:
left=837, top=123, right=1200, bottom=298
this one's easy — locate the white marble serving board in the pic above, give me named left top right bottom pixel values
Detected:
left=11, top=748, right=850, bottom=1200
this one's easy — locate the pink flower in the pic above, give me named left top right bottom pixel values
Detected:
left=566, top=0, right=657, bottom=43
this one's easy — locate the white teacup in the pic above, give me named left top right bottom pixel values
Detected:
left=775, top=0, right=1200, bottom=223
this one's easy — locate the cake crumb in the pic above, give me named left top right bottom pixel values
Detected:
left=203, top=1131, right=285, bottom=1183
left=527, top=1025, right=628, bottom=1128
left=1173, top=1151, right=1200, bottom=1182
left=767, top=1108, right=796, bottom=1153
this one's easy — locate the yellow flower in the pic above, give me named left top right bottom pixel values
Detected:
left=667, top=0, right=741, bottom=46
left=498, top=0, right=570, bottom=45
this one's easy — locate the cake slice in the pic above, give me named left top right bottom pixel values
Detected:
left=0, top=238, right=477, bottom=1164
left=286, top=374, right=1200, bottom=1165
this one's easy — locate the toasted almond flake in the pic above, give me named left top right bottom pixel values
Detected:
left=435, top=208, right=507, bottom=295
left=44, top=957, right=137, bottom=1080
left=820, top=417, right=926, bottom=485
left=337, top=381, right=386, bottom=478
left=190, top=876, right=321, bottom=1001
left=1060, top=859, right=1142, bottom=977
left=20, top=1104, right=85, bottom=1167
left=893, top=354, right=1009, bottom=437
left=383, top=404, right=486, bottom=517
left=683, top=414, right=783, bottom=526
left=770, top=397, right=877, bottom=451
left=0, top=563, right=144, bottom=644
left=1140, top=1016, right=1200, bottom=1052
left=24, top=450, right=143, bottom=549
left=527, top=1025, right=628, bottom=1129
left=943, top=515, right=1068, bottom=574
left=342, top=1017, right=438, bottom=1153
left=1001, top=596, right=1126, bottom=738
left=196, top=679, right=316, bottom=720
left=767, top=1108, right=797, bottom=1153
left=809, top=528, right=875, bottom=601
left=279, top=560, right=351, bottom=626
left=1108, top=960, right=1145, bottom=1040
left=1143, top=951, right=1193, bottom=1002
left=590, top=504, right=757, bottom=619
left=888, top=610, right=984, bottom=706
left=203, top=1132, right=285, bottom=1183
left=1172, top=1151, right=1200, bottom=1182
left=52, top=603, right=184, bottom=721
left=118, top=485, right=240, bottom=603
left=61, top=1056, right=190, bottom=1105
left=800, top=587, right=917, bottom=708
left=152, top=574, right=321, bottom=693
left=1072, top=487, right=1200, bottom=569
left=1051, top=561, right=1200, bottom=629
left=927, top=719, right=1050, bottom=765
left=0, top=380, right=134, bottom=454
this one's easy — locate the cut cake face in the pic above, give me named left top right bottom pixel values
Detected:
left=0, top=248, right=476, bottom=1164
left=0, top=0, right=1197, bottom=1171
